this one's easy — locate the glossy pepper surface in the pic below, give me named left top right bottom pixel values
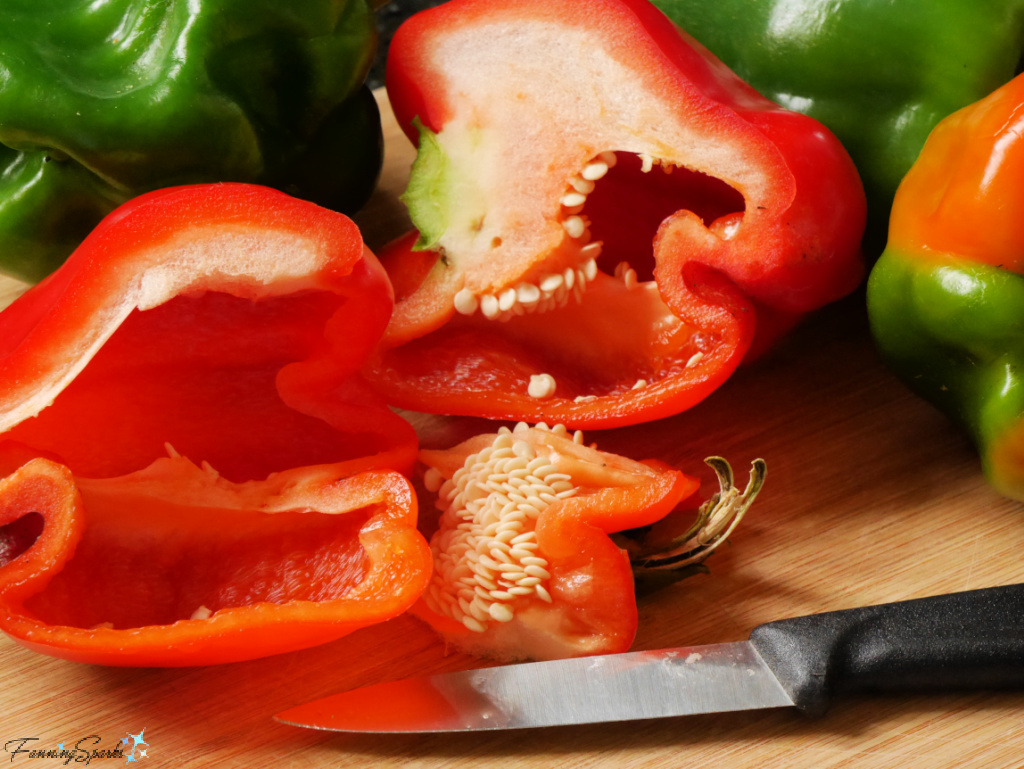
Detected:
left=652, top=0, right=1024, bottom=244
left=364, top=0, right=866, bottom=429
left=0, top=0, right=383, bottom=283
left=412, top=422, right=763, bottom=661
left=0, top=183, right=432, bottom=665
left=866, top=74, right=1024, bottom=502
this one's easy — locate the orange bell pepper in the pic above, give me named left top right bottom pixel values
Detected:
left=867, top=73, right=1024, bottom=501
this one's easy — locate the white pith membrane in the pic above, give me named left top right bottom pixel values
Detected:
left=451, top=151, right=616, bottom=322
left=420, top=422, right=588, bottom=633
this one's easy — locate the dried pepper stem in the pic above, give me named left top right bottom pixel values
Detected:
left=615, top=457, right=766, bottom=586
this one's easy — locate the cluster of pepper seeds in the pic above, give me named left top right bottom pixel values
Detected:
left=420, top=423, right=585, bottom=633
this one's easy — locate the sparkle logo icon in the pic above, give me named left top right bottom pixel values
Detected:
left=120, top=729, right=149, bottom=764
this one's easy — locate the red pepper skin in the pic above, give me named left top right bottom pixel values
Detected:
left=0, top=184, right=433, bottom=665
left=365, top=0, right=866, bottom=428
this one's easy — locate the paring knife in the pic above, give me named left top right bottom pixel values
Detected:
left=274, top=583, right=1024, bottom=733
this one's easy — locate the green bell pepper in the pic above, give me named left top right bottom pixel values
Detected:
left=0, top=0, right=382, bottom=283
left=866, top=74, right=1024, bottom=501
left=651, top=0, right=1024, bottom=249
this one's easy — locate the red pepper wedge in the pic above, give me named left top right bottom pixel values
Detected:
left=0, top=183, right=432, bottom=665
left=412, top=423, right=763, bottom=661
left=0, top=457, right=429, bottom=667
left=0, top=183, right=418, bottom=481
left=364, top=0, right=866, bottom=428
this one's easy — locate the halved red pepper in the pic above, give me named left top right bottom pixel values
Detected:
left=412, top=422, right=764, bottom=661
left=364, top=0, right=866, bottom=428
left=0, top=183, right=432, bottom=665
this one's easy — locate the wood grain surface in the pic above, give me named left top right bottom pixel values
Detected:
left=2, top=91, right=1023, bottom=769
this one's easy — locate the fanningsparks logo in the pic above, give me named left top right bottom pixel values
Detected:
left=3, top=729, right=148, bottom=765
left=119, top=730, right=148, bottom=764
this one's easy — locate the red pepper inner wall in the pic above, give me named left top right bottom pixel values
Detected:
left=23, top=500, right=373, bottom=629
left=4, top=289, right=381, bottom=483
left=571, top=151, right=746, bottom=283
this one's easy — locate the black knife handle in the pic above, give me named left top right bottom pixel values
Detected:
left=749, top=583, right=1024, bottom=716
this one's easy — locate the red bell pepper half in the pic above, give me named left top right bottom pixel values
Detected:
left=412, top=422, right=764, bottom=661
left=365, top=0, right=866, bottom=428
left=0, top=184, right=432, bottom=665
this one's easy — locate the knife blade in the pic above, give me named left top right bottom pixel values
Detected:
left=274, top=582, right=1024, bottom=733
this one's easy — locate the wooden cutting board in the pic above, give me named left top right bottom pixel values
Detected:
left=2, top=90, right=1023, bottom=769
